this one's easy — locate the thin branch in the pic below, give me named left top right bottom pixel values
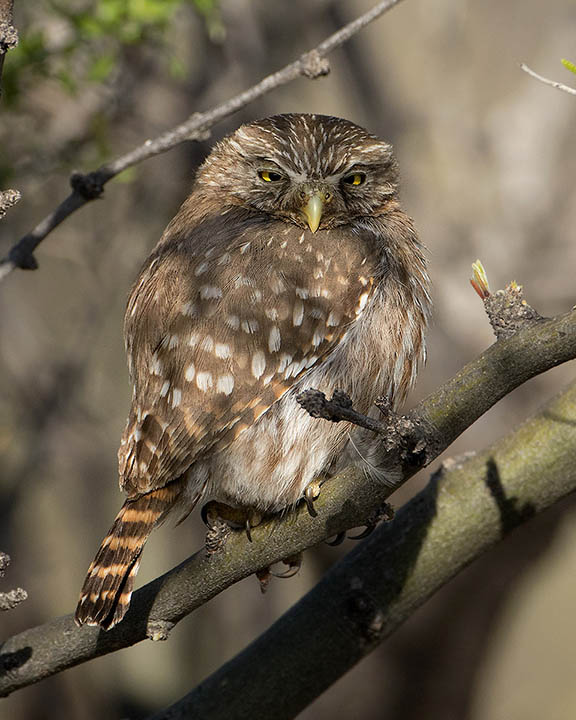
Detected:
left=521, top=62, right=576, bottom=96
left=0, top=0, right=17, bottom=101
left=148, top=380, right=576, bottom=720
left=0, top=0, right=406, bottom=282
left=1, top=302, right=575, bottom=697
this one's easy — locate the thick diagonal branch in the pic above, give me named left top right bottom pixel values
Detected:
left=149, top=380, right=576, bottom=720
left=1, top=306, right=575, bottom=697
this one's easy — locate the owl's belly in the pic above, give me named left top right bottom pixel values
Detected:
left=206, top=332, right=389, bottom=511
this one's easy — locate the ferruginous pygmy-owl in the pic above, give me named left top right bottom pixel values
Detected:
left=75, top=113, right=431, bottom=630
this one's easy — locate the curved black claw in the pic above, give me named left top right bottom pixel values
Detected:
left=271, top=553, right=302, bottom=578
left=348, top=524, right=376, bottom=540
left=325, top=531, right=347, bottom=546
left=304, top=494, right=318, bottom=518
left=271, top=565, right=300, bottom=579
left=245, top=518, right=253, bottom=543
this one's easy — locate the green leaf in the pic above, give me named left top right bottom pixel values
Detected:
left=561, top=58, right=576, bottom=75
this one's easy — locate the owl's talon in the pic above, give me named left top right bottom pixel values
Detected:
left=245, top=518, right=253, bottom=542
left=303, top=481, right=322, bottom=517
left=201, top=501, right=262, bottom=544
left=271, top=553, right=302, bottom=578
left=325, top=531, right=347, bottom=546
left=348, top=503, right=395, bottom=541
left=348, top=524, right=375, bottom=540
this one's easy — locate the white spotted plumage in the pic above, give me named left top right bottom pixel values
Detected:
left=76, top=113, right=431, bottom=630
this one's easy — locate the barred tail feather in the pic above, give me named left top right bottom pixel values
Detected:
left=75, top=482, right=183, bottom=630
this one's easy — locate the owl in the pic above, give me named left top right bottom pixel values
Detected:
left=75, top=113, right=431, bottom=629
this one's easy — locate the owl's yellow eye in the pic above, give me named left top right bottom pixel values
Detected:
left=259, top=170, right=283, bottom=182
left=343, top=172, right=366, bottom=186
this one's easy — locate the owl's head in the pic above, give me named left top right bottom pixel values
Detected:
left=195, top=114, right=399, bottom=232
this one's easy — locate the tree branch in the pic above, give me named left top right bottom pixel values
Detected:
left=1, top=299, right=575, bottom=697
left=0, top=553, right=27, bottom=613
left=0, top=0, right=406, bottom=282
left=149, top=379, right=576, bottom=720
left=520, top=62, right=576, bottom=96
left=0, top=0, right=17, bottom=102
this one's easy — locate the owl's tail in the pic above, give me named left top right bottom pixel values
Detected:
left=74, top=481, right=184, bottom=630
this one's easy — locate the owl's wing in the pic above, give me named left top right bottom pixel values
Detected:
left=119, top=212, right=378, bottom=496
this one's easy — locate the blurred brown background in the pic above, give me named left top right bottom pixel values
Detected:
left=1, top=0, right=576, bottom=718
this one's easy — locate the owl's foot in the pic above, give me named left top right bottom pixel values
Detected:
left=202, top=501, right=263, bottom=549
left=256, top=553, right=302, bottom=593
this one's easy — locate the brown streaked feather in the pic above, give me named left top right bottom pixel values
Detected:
left=119, top=212, right=382, bottom=497
left=74, top=481, right=184, bottom=629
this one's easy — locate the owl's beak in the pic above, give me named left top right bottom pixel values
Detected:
left=301, top=192, right=325, bottom=233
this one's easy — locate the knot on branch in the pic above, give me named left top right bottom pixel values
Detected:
left=299, top=50, right=331, bottom=79
left=70, top=172, right=105, bottom=200
left=297, top=388, right=353, bottom=422
left=484, top=283, right=547, bottom=340
left=0, top=22, right=18, bottom=52
left=0, top=552, right=27, bottom=612
left=146, top=619, right=175, bottom=642
left=0, top=188, right=21, bottom=219
left=187, top=117, right=212, bottom=143
left=297, top=390, right=429, bottom=469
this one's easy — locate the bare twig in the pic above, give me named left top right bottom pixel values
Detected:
left=469, top=260, right=546, bottom=340
left=520, top=62, right=576, bottom=96
left=1, top=300, right=576, bottom=697
left=0, top=552, right=27, bottom=612
left=0, top=0, right=406, bottom=282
